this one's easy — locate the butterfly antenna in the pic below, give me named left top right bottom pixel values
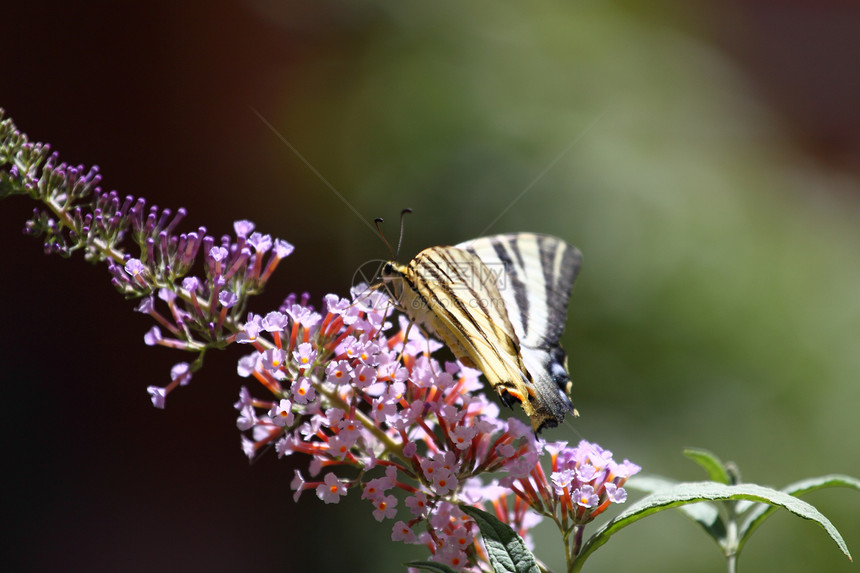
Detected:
left=395, top=208, right=413, bottom=258
left=374, top=217, right=396, bottom=260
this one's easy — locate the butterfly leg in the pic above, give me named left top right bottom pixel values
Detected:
left=395, top=317, right=416, bottom=364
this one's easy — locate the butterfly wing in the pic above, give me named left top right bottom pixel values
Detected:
left=457, top=233, right=582, bottom=429
left=402, top=246, right=548, bottom=417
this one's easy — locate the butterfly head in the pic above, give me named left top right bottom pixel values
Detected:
left=378, top=260, right=409, bottom=300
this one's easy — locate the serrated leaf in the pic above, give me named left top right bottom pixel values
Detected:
left=683, top=448, right=731, bottom=484
left=738, top=474, right=860, bottom=553
left=626, top=475, right=726, bottom=541
left=405, top=561, right=461, bottom=573
left=459, top=505, right=540, bottom=573
left=572, top=481, right=851, bottom=572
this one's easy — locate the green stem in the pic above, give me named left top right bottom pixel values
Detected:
left=724, top=496, right=739, bottom=573
left=726, top=553, right=738, bottom=573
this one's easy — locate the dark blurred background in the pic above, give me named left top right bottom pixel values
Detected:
left=2, top=1, right=859, bottom=572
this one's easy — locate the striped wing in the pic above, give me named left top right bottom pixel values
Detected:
left=404, top=246, right=533, bottom=406
left=457, top=233, right=583, bottom=428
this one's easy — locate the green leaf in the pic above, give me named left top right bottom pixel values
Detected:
left=572, top=481, right=851, bottom=572
left=626, top=475, right=727, bottom=541
left=683, top=448, right=731, bottom=484
left=459, top=505, right=540, bottom=573
left=737, top=474, right=860, bottom=554
left=405, top=561, right=461, bottom=573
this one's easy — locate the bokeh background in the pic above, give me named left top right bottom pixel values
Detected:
left=2, top=2, right=859, bottom=572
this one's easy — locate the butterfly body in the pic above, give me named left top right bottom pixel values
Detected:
left=380, top=233, right=582, bottom=432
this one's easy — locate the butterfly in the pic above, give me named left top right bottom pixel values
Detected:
left=380, top=232, right=582, bottom=432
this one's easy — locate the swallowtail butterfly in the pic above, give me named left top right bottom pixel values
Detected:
left=380, top=233, right=582, bottom=432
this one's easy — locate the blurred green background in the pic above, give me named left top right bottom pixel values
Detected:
left=2, top=1, right=859, bottom=572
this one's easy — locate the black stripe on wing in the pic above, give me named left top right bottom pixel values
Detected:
left=535, top=234, right=582, bottom=347
left=489, top=238, right=530, bottom=339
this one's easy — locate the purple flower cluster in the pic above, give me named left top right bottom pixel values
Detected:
left=498, top=439, right=641, bottom=559
left=141, top=220, right=294, bottom=406
left=231, top=281, right=640, bottom=570
left=503, top=440, right=641, bottom=524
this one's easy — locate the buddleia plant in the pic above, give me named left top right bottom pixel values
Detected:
left=2, top=109, right=857, bottom=572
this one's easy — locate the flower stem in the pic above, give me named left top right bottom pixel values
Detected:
left=567, top=525, right=585, bottom=573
